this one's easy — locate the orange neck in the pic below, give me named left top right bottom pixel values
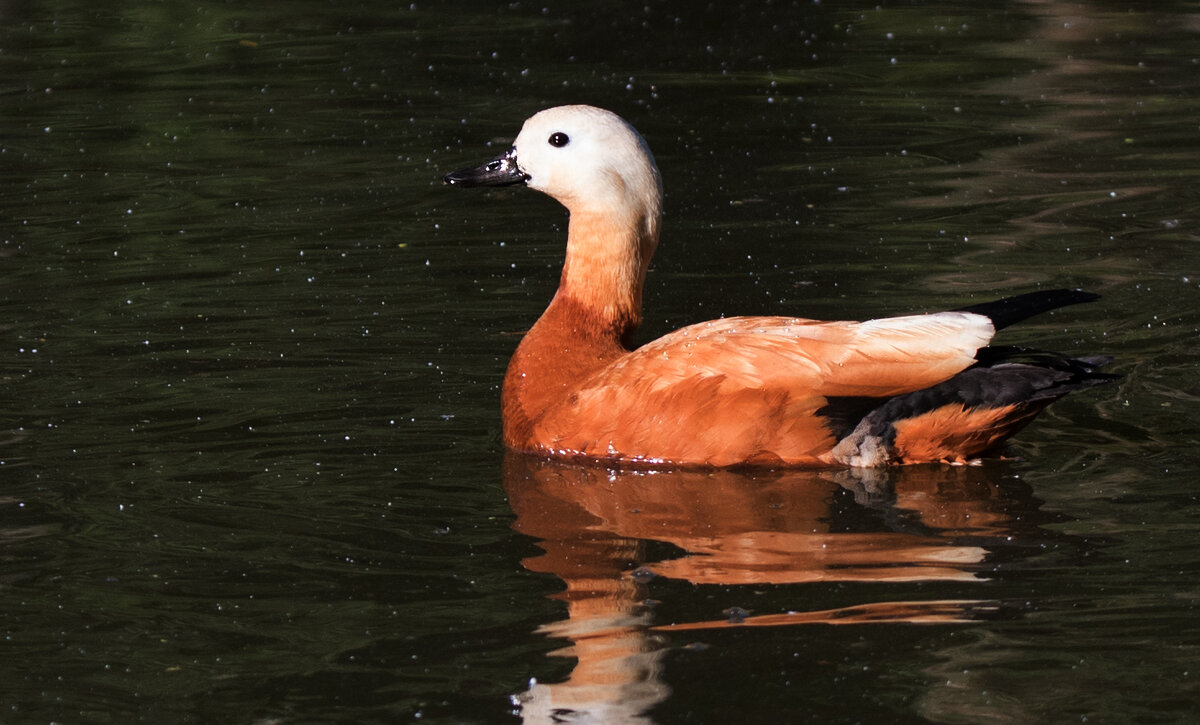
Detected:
left=558, top=209, right=656, bottom=335
left=501, top=208, right=659, bottom=450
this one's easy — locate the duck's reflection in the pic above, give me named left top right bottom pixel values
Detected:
left=504, top=454, right=1058, bottom=723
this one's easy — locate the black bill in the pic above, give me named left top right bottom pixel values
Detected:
left=443, top=147, right=528, bottom=187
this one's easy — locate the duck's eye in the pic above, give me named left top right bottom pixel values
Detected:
left=548, top=132, right=570, bottom=148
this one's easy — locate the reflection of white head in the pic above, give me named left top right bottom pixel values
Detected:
left=512, top=667, right=667, bottom=725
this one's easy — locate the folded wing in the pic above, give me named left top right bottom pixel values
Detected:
left=530, top=312, right=996, bottom=465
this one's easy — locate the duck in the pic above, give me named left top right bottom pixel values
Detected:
left=443, top=105, right=1115, bottom=467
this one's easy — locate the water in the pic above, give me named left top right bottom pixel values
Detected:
left=2, top=1, right=1198, bottom=722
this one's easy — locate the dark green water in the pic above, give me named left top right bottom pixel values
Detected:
left=2, top=1, right=1198, bottom=723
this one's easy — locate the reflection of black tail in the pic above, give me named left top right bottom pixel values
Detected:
left=954, top=289, right=1099, bottom=331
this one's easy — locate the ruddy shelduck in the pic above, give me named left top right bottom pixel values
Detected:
left=444, top=105, right=1114, bottom=467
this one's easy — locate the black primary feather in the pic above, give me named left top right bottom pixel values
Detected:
left=954, top=289, right=1099, bottom=331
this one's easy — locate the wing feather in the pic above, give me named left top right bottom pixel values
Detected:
left=529, top=311, right=997, bottom=465
left=592, top=311, right=994, bottom=396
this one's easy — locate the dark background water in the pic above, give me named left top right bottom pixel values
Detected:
left=2, top=1, right=1198, bottom=723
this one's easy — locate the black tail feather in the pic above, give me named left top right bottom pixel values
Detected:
left=954, top=289, right=1099, bottom=331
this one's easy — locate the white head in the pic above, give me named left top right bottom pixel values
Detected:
left=511, top=105, right=662, bottom=220
left=445, top=106, right=663, bottom=329
left=446, top=105, right=662, bottom=234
